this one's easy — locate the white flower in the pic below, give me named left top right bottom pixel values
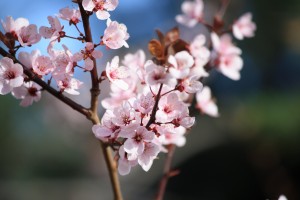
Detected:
left=181, top=75, right=203, bottom=93
left=211, top=32, right=243, bottom=80
left=168, top=51, right=194, bottom=79
left=0, top=57, right=24, bottom=95
left=118, top=146, right=138, bottom=176
left=82, top=0, right=119, bottom=20
left=12, top=81, right=42, bottom=107
left=233, top=12, right=256, bottom=40
left=176, top=0, right=204, bottom=27
left=103, top=19, right=129, bottom=49
left=122, top=126, right=155, bottom=156
left=106, top=56, right=130, bottom=90
left=196, top=86, right=219, bottom=117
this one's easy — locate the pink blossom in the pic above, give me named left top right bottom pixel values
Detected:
left=58, top=7, right=81, bottom=24
left=74, top=42, right=102, bottom=71
left=122, top=126, right=155, bottom=156
left=191, top=59, right=209, bottom=78
left=144, top=61, right=174, bottom=86
left=50, top=45, right=81, bottom=75
left=111, top=102, right=135, bottom=127
left=102, top=19, right=129, bottom=49
left=133, top=92, right=154, bottom=115
left=53, top=74, right=82, bottom=95
left=137, top=142, right=160, bottom=171
left=171, top=107, right=195, bottom=129
left=39, top=16, right=63, bottom=39
left=122, top=50, right=147, bottom=83
left=82, top=0, right=118, bottom=20
left=218, top=54, right=243, bottom=80
left=0, top=57, right=24, bottom=95
left=156, top=93, right=183, bottom=123
left=233, top=12, right=256, bottom=40
left=118, top=146, right=138, bottom=176
left=1, top=16, right=29, bottom=37
left=189, top=34, right=210, bottom=77
left=18, top=50, right=40, bottom=69
left=106, top=56, right=130, bottom=90
left=211, top=32, right=241, bottom=55
left=12, top=81, right=42, bottom=107
left=101, top=78, right=137, bottom=110
left=196, top=86, right=219, bottom=117
left=32, top=54, right=55, bottom=76
left=211, top=32, right=243, bottom=80
left=168, top=51, right=194, bottom=79
left=92, top=110, right=121, bottom=141
left=17, top=24, right=41, bottom=46
left=157, top=125, right=186, bottom=147
left=180, top=75, right=203, bottom=94
left=1, top=16, right=40, bottom=47
left=122, top=49, right=146, bottom=71
left=176, top=0, right=204, bottom=27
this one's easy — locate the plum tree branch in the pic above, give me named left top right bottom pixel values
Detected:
left=0, top=46, right=91, bottom=118
left=155, top=144, right=177, bottom=200
left=77, top=2, right=123, bottom=200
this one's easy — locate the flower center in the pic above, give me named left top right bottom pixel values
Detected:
left=94, top=0, right=105, bottom=11
left=153, top=74, right=162, bottom=80
left=163, top=106, right=172, bottom=113
left=28, top=87, right=38, bottom=96
left=134, top=134, right=142, bottom=142
left=4, top=71, right=15, bottom=80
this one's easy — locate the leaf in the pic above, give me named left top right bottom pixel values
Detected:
left=155, top=29, right=165, bottom=47
left=167, top=39, right=189, bottom=56
left=165, top=27, right=180, bottom=46
left=148, top=39, right=164, bottom=59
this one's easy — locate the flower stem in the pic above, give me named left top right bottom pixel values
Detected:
left=78, top=1, right=123, bottom=200
left=155, top=144, right=177, bottom=200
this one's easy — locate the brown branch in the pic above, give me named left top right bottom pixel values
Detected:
left=78, top=1, right=100, bottom=120
left=155, top=144, right=177, bottom=200
left=77, top=2, right=123, bottom=200
left=0, top=46, right=90, bottom=118
left=218, top=0, right=231, bottom=19
left=146, top=83, right=163, bottom=128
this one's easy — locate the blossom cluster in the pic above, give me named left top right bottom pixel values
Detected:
left=0, top=1, right=128, bottom=106
left=0, top=0, right=256, bottom=175
left=92, top=0, right=256, bottom=175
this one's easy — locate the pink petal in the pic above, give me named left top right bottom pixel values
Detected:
left=118, top=159, right=131, bottom=176
left=84, top=58, right=94, bottom=71
left=9, top=76, right=24, bottom=87
left=112, top=79, right=129, bottom=90
left=96, top=10, right=110, bottom=20
left=82, top=0, right=95, bottom=12
left=12, top=85, right=27, bottom=99
left=14, top=17, right=29, bottom=31
left=0, top=82, right=12, bottom=95
left=39, top=26, right=53, bottom=39
left=124, top=139, right=138, bottom=154
left=20, top=96, right=34, bottom=107
left=175, top=15, right=198, bottom=28
left=92, top=50, right=102, bottom=59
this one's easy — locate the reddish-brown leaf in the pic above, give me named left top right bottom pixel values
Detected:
left=165, top=27, right=180, bottom=45
left=148, top=39, right=164, bottom=59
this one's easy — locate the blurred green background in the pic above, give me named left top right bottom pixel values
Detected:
left=1, top=0, right=300, bottom=199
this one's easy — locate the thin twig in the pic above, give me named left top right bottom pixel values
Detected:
left=77, top=1, right=123, bottom=200
left=146, top=83, right=163, bottom=128
left=155, top=144, right=177, bottom=200
left=218, top=0, right=231, bottom=19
